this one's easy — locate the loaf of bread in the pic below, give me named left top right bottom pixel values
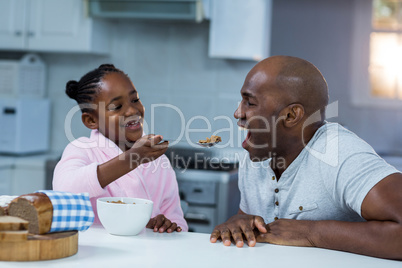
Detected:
left=0, top=206, right=5, bottom=216
left=0, top=216, right=29, bottom=231
left=0, top=195, right=18, bottom=216
left=8, top=193, right=53, bottom=235
left=0, top=215, right=29, bottom=242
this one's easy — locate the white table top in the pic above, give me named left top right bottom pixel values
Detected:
left=1, top=226, right=401, bottom=268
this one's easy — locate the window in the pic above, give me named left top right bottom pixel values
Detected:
left=370, top=0, right=402, bottom=99
left=351, top=0, right=402, bottom=107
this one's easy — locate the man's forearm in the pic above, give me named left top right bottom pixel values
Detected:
left=312, top=220, right=402, bottom=260
left=259, top=218, right=402, bottom=260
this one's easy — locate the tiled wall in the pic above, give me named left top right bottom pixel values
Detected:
left=42, top=21, right=255, bottom=153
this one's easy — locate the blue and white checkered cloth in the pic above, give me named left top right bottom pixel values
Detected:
left=37, top=190, right=94, bottom=232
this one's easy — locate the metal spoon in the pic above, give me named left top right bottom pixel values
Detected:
left=155, top=139, right=220, bottom=147
left=147, top=138, right=170, bottom=145
left=157, top=139, right=171, bottom=145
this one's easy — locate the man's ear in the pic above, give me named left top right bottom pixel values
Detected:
left=283, top=104, right=305, bottom=128
left=82, top=112, right=99, bottom=130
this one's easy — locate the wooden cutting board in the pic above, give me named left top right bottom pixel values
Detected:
left=0, top=231, right=78, bottom=261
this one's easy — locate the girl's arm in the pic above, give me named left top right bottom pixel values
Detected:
left=53, top=144, right=106, bottom=197
left=97, top=135, right=168, bottom=188
left=53, top=135, right=168, bottom=195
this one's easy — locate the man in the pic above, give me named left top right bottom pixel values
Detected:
left=210, top=55, right=402, bottom=260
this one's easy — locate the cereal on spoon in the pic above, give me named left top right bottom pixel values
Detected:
left=199, top=135, right=222, bottom=144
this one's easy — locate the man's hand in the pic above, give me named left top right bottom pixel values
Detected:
left=256, top=219, right=316, bottom=247
left=210, top=214, right=267, bottom=247
left=146, top=214, right=182, bottom=233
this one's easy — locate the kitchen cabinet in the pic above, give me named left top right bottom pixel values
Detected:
left=0, top=159, right=13, bottom=195
left=0, top=153, right=60, bottom=195
left=0, top=0, right=110, bottom=53
left=0, top=0, right=26, bottom=49
left=11, top=157, right=46, bottom=196
left=208, top=0, right=272, bottom=61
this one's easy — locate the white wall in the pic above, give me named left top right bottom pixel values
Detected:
left=11, top=0, right=401, bottom=155
left=270, top=0, right=402, bottom=155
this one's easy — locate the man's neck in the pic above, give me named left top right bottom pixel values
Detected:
left=270, top=143, right=304, bottom=180
left=271, top=123, right=322, bottom=180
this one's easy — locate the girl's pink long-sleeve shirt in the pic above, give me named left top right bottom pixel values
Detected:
left=53, top=130, right=188, bottom=231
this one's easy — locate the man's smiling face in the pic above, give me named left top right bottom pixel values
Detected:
left=234, top=64, right=289, bottom=161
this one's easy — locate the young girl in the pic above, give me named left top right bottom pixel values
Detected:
left=53, top=64, right=187, bottom=233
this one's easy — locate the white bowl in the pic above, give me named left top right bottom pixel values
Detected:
left=97, top=197, right=153, bottom=236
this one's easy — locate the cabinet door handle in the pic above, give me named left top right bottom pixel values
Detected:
left=3, top=108, right=16, bottom=114
left=27, top=31, right=35, bottom=37
left=15, top=31, right=22, bottom=36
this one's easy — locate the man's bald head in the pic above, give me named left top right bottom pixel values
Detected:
left=254, top=55, right=329, bottom=118
left=235, top=55, right=329, bottom=162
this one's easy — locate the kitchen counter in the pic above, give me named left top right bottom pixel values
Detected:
left=1, top=226, right=400, bottom=267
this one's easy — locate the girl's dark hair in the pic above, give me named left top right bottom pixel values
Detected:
left=65, top=64, right=127, bottom=112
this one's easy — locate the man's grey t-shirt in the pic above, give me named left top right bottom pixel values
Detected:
left=239, top=122, right=399, bottom=223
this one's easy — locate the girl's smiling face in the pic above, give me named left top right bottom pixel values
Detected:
left=92, top=72, right=145, bottom=150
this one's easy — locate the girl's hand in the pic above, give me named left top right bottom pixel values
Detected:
left=146, top=214, right=182, bottom=233
left=97, top=134, right=168, bottom=188
left=127, top=134, right=168, bottom=166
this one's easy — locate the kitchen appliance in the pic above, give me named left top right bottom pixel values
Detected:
left=0, top=98, right=51, bottom=155
left=166, top=146, right=241, bottom=233
left=0, top=54, right=46, bottom=98
left=87, top=0, right=204, bottom=22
